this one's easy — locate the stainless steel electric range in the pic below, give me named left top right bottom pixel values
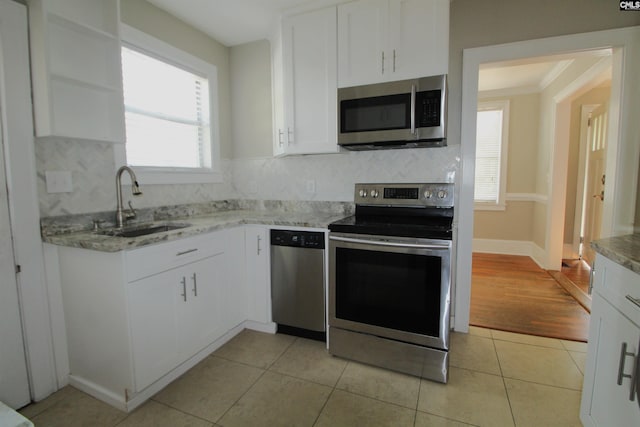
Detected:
left=328, top=183, right=453, bottom=383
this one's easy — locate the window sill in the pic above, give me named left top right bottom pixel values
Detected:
left=134, top=167, right=223, bottom=185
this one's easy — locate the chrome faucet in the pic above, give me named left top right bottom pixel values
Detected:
left=115, top=166, right=142, bottom=228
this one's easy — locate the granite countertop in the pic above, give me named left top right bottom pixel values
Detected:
left=591, top=233, right=640, bottom=275
left=41, top=202, right=352, bottom=253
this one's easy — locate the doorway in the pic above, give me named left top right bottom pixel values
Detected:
left=455, top=26, right=640, bottom=334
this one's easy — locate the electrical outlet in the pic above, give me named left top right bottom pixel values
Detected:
left=306, top=180, right=316, bottom=194
left=45, top=170, right=73, bottom=193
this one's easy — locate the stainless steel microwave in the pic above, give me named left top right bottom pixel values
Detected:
left=338, top=75, right=447, bottom=150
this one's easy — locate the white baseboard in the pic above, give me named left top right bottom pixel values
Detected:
left=244, top=320, right=277, bottom=334
left=67, top=324, right=247, bottom=412
left=473, top=238, right=547, bottom=269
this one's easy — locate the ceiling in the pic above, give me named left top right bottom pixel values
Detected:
left=479, top=50, right=612, bottom=94
left=146, top=1, right=612, bottom=93
left=146, top=0, right=348, bottom=46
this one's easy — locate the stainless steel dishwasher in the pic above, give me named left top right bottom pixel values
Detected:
left=271, top=230, right=326, bottom=340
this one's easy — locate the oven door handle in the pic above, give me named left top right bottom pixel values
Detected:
left=330, top=235, right=449, bottom=250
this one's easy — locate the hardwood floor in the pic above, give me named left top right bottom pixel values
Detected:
left=470, top=253, right=590, bottom=342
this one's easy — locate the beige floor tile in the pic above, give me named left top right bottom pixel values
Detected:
left=269, top=337, right=347, bottom=387
left=118, top=400, right=213, bottom=427
left=449, top=332, right=501, bottom=375
left=491, top=330, right=564, bottom=348
left=562, top=339, right=588, bottom=352
left=19, top=386, right=78, bottom=420
left=336, top=361, right=420, bottom=409
left=494, top=340, right=583, bottom=389
left=418, top=367, right=514, bottom=427
left=213, top=329, right=294, bottom=368
left=315, top=389, right=415, bottom=427
left=468, top=325, right=492, bottom=338
left=415, top=411, right=475, bottom=426
left=569, top=350, right=587, bottom=374
left=152, top=356, right=263, bottom=423
left=218, top=371, right=331, bottom=427
left=28, top=386, right=126, bottom=427
left=505, top=378, right=582, bottom=427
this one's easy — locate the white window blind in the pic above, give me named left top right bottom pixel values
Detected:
left=474, top=100, right=509, bottom=207
left=121, top=46, right=211, bottom=169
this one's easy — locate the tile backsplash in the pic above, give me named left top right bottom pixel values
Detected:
left=35, top=137, right=460, bottom=218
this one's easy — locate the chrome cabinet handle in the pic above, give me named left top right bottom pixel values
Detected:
left=392, top=49, right=396, bottom=72
left=617, top=342, right=638, bottom=402
left=626, top=295, right=640, bottom=309
left=588, top=263, right=596, bottom=295
left=410, top=84, right=416, bottom=135
left=257, top=235, right=262, bottom=255
left=177, top=248, right=198, bottom=256
left=278, top=129, right=284, bottom=146
left=180, top=277, right=187, bottom=302
left=191, top=273, right=197, bottom=297
left=381, top=51, right=384, bottom=74
left=287, top=127, right=293, bottom=144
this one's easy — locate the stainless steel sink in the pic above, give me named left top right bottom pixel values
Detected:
left=98, top=223, right=190, bottom=238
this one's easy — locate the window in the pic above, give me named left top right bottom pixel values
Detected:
left=474, top=100, right=509, bottom=209
left=118, top=25, right=221, bottom=184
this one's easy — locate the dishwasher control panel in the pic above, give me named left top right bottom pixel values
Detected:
left=270, top=230, right=325, bottom=249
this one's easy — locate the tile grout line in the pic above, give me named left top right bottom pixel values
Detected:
left=212, top=334, right=299, bottom=424
left=311, top=356, right=349, bottom=427
left=491, top=333, right=518, bottom=427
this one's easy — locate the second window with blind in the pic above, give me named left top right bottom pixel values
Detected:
left=474, top=100, right=510, bottom=210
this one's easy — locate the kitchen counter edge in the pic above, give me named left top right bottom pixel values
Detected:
left=42, top=209, right=345, bottom=253
left=591, top=233, right=640, bottom=275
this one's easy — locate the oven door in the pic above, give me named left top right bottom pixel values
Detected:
left=329, top=232, right=451, bottom=350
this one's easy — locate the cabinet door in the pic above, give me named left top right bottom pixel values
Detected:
left=223, top=228, right=248, bottom=330
left=176, top=254, right=225, bottom=361
left=583, top=293, right=640, bottom=426
left=245, top=226, right=271, bottom=324
left=282, top=7, right=338, bottom=155
left=389, top=0, right=449, bottom=79
left=128, top=270, right=179, bottom=392
left=337, top=0, right=387, bottom=87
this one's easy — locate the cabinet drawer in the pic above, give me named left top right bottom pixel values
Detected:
left=125, top=229, right=232, bottom=282
left=595, top=255, right=640, bottom=327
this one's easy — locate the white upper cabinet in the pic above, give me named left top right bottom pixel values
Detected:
left=28, top=0, right=125, bottom=143
left=272, top=7, right=338, bottom=156
left=338, top=0, right=449, bottom=87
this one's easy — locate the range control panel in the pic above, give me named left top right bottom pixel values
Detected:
left=354, top=183, right=454, bottom=208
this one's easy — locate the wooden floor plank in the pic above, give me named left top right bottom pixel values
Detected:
left=470, top=253, right=590, bottom=342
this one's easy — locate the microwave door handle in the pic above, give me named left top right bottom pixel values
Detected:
left=410, top=84, right=417, bottom=135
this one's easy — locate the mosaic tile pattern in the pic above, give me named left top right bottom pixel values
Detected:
left=35, top=137, right=459, bottom=218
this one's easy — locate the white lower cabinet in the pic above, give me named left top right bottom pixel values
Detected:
left=580, top=254, right=640, bottom=426
left=128, top=253, right=225, bottom=391
left=56, top=227, right=249, bottom=411
left=245, top=225, right=272, bottom=326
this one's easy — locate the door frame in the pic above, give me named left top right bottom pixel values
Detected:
left=455, top=26, right=640, bottom=332
left=573, top=103, right=600, bottom=258
left=0, top=0, right=57, bottom=401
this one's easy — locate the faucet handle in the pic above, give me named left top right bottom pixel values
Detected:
left=92, top=219, right=105, bottom=232
left=125, top=200, right=137, bottom=220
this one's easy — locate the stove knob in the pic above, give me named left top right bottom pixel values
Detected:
left=359, top=189, right=368, bottom=197
left=438, top=190, right=448, bottom=199
left=371, top=190, right=379, bottom=198
left=424, top=190, right=433, bottom=199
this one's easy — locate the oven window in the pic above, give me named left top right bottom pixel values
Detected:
left=335, top=247, right=442, bottom=337
left=340, top=94, right=410, bottom=133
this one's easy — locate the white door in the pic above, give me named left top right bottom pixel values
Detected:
left=0, top=0, right=31, bottom=409
left=581, top=104, right=608, bottom=265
